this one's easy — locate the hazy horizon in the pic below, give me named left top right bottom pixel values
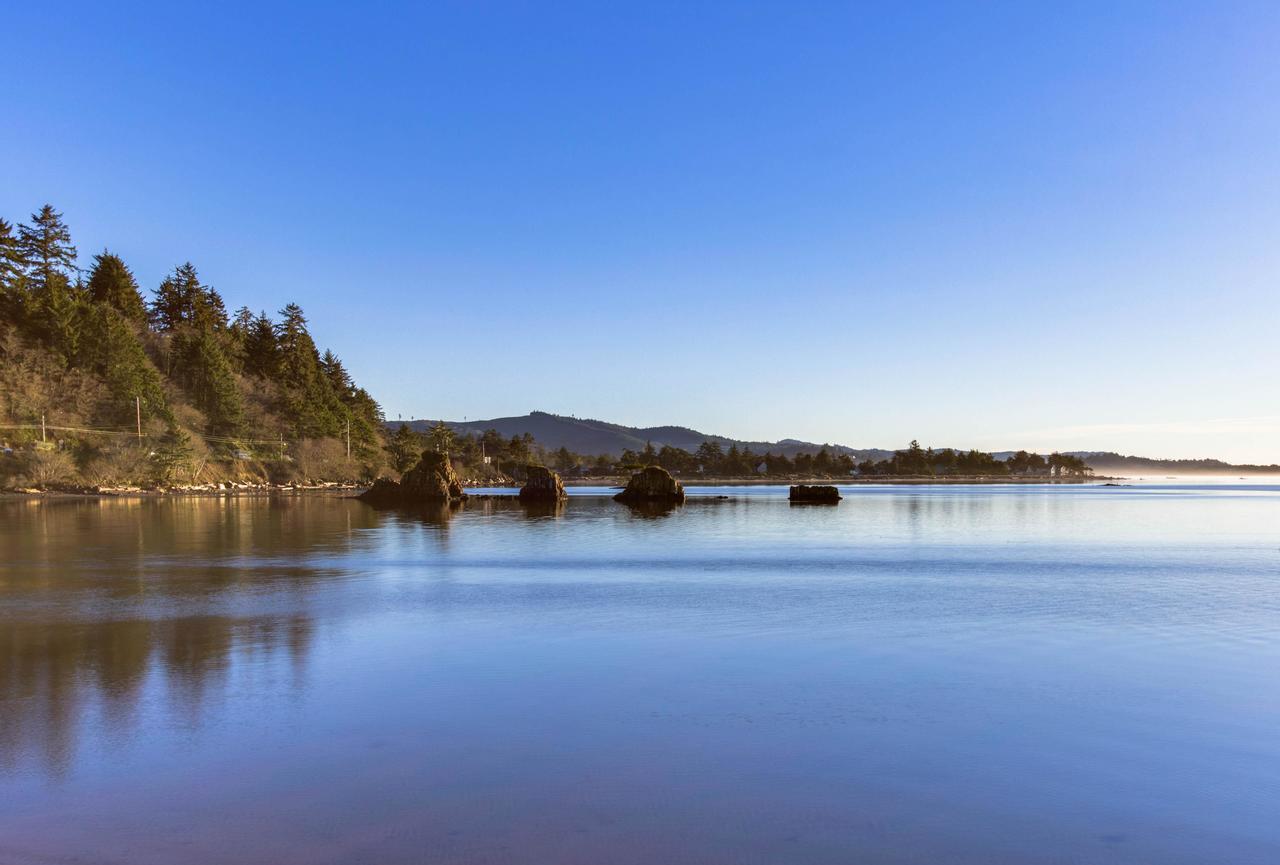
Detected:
left=5, top=2, right=1277, bottom=462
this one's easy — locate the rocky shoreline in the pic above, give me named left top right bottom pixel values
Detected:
left=4, top=472, right=1128, bottom=500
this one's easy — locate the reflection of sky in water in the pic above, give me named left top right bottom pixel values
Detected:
left=1, top=489, right=1278, bottom=864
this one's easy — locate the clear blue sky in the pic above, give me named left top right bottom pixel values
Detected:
left=4, top=2, right=1278, bottom=461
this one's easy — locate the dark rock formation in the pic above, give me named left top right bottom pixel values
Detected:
left=789, top=484, right=841, bottom=504
left=359, top=450, right=467, bottom=505
left=614, top=465, right=685, bottom=504
left=518, top=464, right=568, bottom=502
left=358, top=477, right=405, bottom=505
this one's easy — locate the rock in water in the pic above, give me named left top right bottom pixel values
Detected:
left=519, top=464, right=568, bottom=502
left=615, top=465, right=685, bottom=504
left=789, top=484, right=841, bottom=504
left=358, top=477, right=405, bottom=505
left=359, top=450, right=467, bottom=504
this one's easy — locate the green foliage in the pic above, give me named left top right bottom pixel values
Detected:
left=170, top=328, right=244, bottom=436
left=1, top=203, right=387, bottom=487
left=150, top=263, right=227, bottom=332
left=1006, top=450, right=1047, bottom=475
left=240, top=311, right=279, bottom=378
left=17, top=205, right=77, bottom=292
left=33, top=272, right=85, bottom=362
left=428, top=420, right=454, bottom=453
left=79, top=305, right=169, bottom=425
left=0, top=219, right=23, bottom=316
left=695, top=440, right=724, bottom=468
left=153, top=424, right=194, bottom=484
left=387, top=423, right=422, bottom=473
left=274, top=303, right=346, bottom=438
left=86, top=252, right=148, bottom=323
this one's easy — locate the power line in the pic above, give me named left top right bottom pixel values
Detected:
left=0, top=423, right=290, bottom=446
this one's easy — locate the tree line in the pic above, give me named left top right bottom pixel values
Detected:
left=384, top=424, right=1093, bottom=481
left=1, top=204, right=384, bottom=487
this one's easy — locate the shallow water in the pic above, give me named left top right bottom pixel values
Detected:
left=1, top=485, right=1278, bottom=864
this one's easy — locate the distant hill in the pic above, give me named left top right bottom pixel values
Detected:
left=1064, top=452, right=1280, bottom=475
left=397, top=412, right=1280, bottom=474
left=403, top=411, right=894, bottom=461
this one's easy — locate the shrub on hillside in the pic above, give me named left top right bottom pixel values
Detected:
left=82, top=445, right=151, bottom=488
left=22, top=449, right=77, bottom=489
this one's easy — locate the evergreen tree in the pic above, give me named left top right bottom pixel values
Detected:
left=388, top=423, right=422, bottom=472
left=0, top=204, right=390, bottom=482
left=813, top=446, right=834, bottom=474
left=231, top=305, right=255, bottom=332
left=226, top=306, right=254, bottom=370
left=171, top=328, right=244, bottom=435
left=345, top=386, right=385, bottom=457
left=17, top=205, right=77, bottom=293
left=35, top=271, right=86, bottom=361
left=86, top=251, right=148, bottom=323
left=150, top=263, right=226, bottom=332
left=695, top=440, right=724, bottom=472
left=764, top=451, right=794, bottom=474
left=428, top=420, right=454, bottom=453
left=274, top=303, right=345, bottom=437
left=242, top=311, right=279, bottom=378
left=153, top=424, right=195, bottom=484
left=320, top=350, right=353, bottom=398
left=80, top=305, right=169, bottom=424
left=0, top=216, right=22, bottom=294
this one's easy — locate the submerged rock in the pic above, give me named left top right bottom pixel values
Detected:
left=614, top=465, right=685, bottom=505
left=359, top=450, right=467, bottom=505
left=518, top=464, right=568, bottom=502
left=789, top=484, right=841, bottom=504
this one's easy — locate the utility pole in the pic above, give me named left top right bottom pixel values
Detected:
left=136, top=396, right=142, bottom=443
left=345, top=419, right=351, bottom=459
left=41, top=414, right=46, bottom=442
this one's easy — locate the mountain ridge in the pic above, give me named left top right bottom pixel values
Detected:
left=403, top=411, right=893, bottom=461
left=398, top=411, right=1280, bottom=473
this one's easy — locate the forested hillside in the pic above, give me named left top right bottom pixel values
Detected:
left=408, top=410, right=886, bottom=461
left=1, top=205, right=385, bottom=489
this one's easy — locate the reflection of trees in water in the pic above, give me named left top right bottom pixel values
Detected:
left=0, top=615, right=314, bottom=777
left=517, top=500, right=565, bottom=520
left=0, top=496, right=367, bottom=776
left=2, top=615, right=315, bottom=774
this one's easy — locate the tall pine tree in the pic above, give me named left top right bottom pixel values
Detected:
left=79, top=305, right=169, bottom=425
left=17, top=205, right=77, bottom=294
left=275, top=303, right=345, bottom=438
left=171, top=328, right=244, bottom=436
left=150, top=263, right=226, bottom=332
left=86, top=252, right=148, bottom=323
left=0, top=219, right=24, bottom=324
left=241, top=311, right=279, bottom=378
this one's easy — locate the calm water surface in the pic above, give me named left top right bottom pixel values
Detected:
left=2, top=485, right=1278, bottom=864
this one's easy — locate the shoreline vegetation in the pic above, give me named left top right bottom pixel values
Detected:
left=2, top=204, right=1273, bottom=497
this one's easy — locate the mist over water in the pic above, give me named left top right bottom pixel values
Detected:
left=2, top=486, right=1279, bottom=864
